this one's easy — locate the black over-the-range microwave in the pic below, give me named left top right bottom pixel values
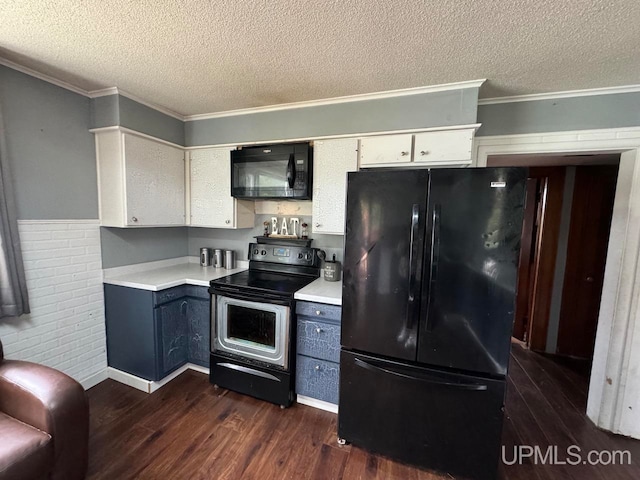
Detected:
left=231, top=143, right=312, bottom=200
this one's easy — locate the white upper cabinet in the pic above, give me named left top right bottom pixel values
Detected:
left=312, top=138, right=359, bottom=235
left=359, top=134, right=413, bottom=166
left=413, top=129, right=474, bottom=165
left=358, top=128, right=475, bottom=168
left=95, top=129, right=185, bottom=227
left=188, top=147, right=254, bottom=229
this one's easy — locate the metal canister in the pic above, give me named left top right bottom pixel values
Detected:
left=200, top=247, right=212, bottom=267
left=213, top=249, right=224, bottom=268
left=225, top=250, right=236, bottom=270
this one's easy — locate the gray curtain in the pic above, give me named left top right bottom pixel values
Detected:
left=0, top=99, right=29, bottom=318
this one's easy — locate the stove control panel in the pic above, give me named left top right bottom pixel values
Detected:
left=249, top=243, right=320, bottom=267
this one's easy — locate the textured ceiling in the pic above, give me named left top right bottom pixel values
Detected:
left=1, top=0, right=639, bottom=115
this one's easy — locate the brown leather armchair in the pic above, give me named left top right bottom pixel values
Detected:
left=0, top=339, right=89, bottom=480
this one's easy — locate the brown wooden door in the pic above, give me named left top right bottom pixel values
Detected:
left=524, top=167, right=566, bottom=352
left=513, top=178, right=541, bottom=341
left=556, top=165, right=618, bottom=359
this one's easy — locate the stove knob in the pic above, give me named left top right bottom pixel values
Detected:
left=253, top=249, right=259, bottom=255
left=261, top=250, right=267, bottom=256
left=305, top=253, right=312, bottom=261
left=298, top=253, right=304, bottom=259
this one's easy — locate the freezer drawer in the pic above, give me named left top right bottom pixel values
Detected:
left=338, top=350, right=506, bottom=480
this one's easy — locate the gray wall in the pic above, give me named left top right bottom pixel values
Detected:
left=185, top=88, right=479, bottom=146
left=90, top=94, right=119, bottom=128
left=0, top=65, right=98, bottom=220
left=477, top=92, right=640, bottom=136
left=100, top=227, right=189, bottom=268
left=90, top=94, right=185, bottom=145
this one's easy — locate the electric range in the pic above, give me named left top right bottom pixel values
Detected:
left=208, top=242, right=320, bottom=407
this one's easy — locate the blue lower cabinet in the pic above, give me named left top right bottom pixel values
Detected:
left=156, top=299, right=188, bottom=378
left=295, top=301, right=342, bottom=406
left=105, top=284, right=211, bottom=381
left=105, top=284, right=158, bottom=380
left=296, top=355, right=340, bottom=405
left=187, top=297, right=210, bottom=368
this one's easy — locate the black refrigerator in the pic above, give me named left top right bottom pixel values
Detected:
left=338, top=167, right=527, bottom=480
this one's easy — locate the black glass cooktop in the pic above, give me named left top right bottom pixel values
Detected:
left=210, top=270, right=317, bottom=297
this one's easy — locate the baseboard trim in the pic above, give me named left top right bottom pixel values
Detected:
left=81, top=369, right=109, bottom=390
left=106, top=364, right=210, bottom=393
left=296, top=395, right=339, bottom=414
left=105, top=366, right=337, bottom=416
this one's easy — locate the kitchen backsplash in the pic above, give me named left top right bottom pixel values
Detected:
left=101, top=213, right=344, bottom=268
left=188, top=214, right=344, bottom=263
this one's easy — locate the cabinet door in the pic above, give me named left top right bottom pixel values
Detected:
left=190, top=147, right=250, bottom=228
left=187, top=297, right=210, bottom=367
left=124, top=133, right=185, bottom=226
left=104, top=285, right=159, bottom=380
left=157, top=299, right=188, bottom=377
left=312, top=138, right=358, bottom=234
left=413, top=129, right=474, bottom=165
left=359, top=134, right=413, bottom=167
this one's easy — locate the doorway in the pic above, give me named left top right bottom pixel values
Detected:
left=489, top=154, right=619, bottom=372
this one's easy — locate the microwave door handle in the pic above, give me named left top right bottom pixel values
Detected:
left=287, top=153, right=296, bottom=189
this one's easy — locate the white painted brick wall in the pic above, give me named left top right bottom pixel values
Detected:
left=0, top=220, right=107, bottom=387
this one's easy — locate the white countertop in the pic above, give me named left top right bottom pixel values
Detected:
left=103, top=257, right=342, bottom=305
left=104, top=261, right=247, bottom=291
left=294, top=277, right=342, bottom=306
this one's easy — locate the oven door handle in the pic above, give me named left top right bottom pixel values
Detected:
left=209, top=287, right=292, bottom=306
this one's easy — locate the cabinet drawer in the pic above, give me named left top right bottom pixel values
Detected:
left=297, top=318, right=341, bottom=363
left=413, top=129, right=473, bottom=164
left=296, top=355, right=340, bottom=405
left=296, top=301, right=341, bottom=322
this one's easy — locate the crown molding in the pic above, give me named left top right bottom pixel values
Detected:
left=87, top=87, right=185, bottom=120
left=479, top=84, right=640, bottom=105
left=184, top=79, right=487, bottom=121
left=0, top=56, right=92, bottom=97
left=0, top=56, right=186, bottom=120
left=88, top=87, right=119, bottom=98
left=115, top=90, right=185, bottom=121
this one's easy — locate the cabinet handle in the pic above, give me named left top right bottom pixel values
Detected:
left=315, top=365, right=321, bottom=371
left=420, top=150, right=429, bottom=156
left=315, top=327, right=323, bottom=334
left=225, top=220, right=231, bottom=224
left=401, top=151, right=409, bottom=156
left=315, top=223, right=321, bottom=228
left=131, top=216, right=138, bottom=223
left=315, top=310, right=322, bottom=316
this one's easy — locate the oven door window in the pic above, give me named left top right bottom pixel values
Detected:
left=214, top=296, right=291, bottom=367
left=227, top=304, right=277, bottom=350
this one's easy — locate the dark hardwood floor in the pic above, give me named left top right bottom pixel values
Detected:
left=87, top=344, right=640, bottom=479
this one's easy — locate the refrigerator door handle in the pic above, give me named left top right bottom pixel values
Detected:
left=406, top=204, right=420, bottom=329
left=425, top=204, right=441, bottom=331
left=354, top=358, right=488, bottom=391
